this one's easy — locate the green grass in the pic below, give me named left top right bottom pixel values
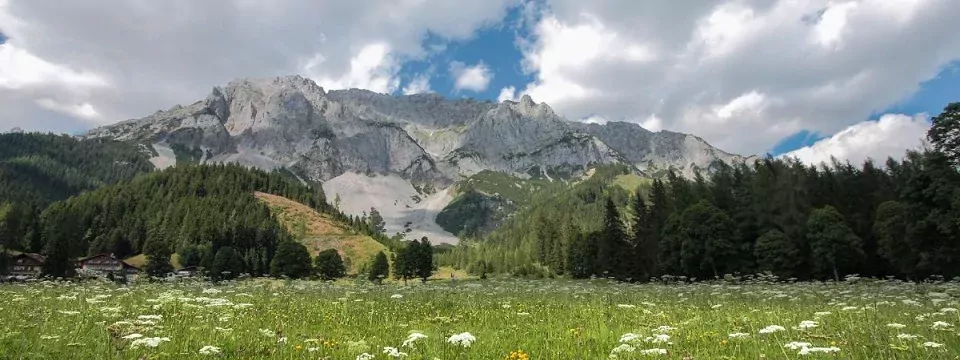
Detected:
left=2, top=278, right=958, bottom=359
left=612, top=173, right=653, bottom=194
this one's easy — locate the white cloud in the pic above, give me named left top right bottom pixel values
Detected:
left=497, top=86, right=517, bottom=102
left=35, top=98, right=99, bottom=121
left=402, top=73, right=432, bottom=95
left=449, top=61, right=493, bottom=92
left=303, top=43, right=400, bottom=94
left=510, top=0, right=960, bottom=155
left=785, top=113, right=929, bottom=165
left=0, top=0, right=516, bottom=130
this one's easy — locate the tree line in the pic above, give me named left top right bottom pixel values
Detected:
left=440, top=103, right=960, bottom=281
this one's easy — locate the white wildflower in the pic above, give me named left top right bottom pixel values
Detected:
left=356, top=354, right=375, bottom=360
left=391, top=294, right=403, bottom=299
left=931, top=321, right=952, bottom=329
left=650, top=334, right=670, bottom=344
left=784, top=342, right=812, bottom=350
left=896, top=333, right=918, bottom=340
left=923, top=341, right=944, bottom=348
left=639, top=348, right=668, bottom=355
left=759, top=325, right=786, bottom=334
left=137, top=315, right=162, bottom=321
left=129, top=337, right=170, bottom=349
left=199, top=345, right=221, bottom=355
left=121, top=333, right=143, bottom=340
left=940, top=307, right=957, bottom=313
left=814, top=311, right=832, bottom=317
left=654, top=325, right=676, bottom=333
left=278, top=336, right=287, bottom=344
left=799, top=346, right=840, bottom=355
left=383, top=346, right=408, bottom=358
left=446, top=332, right=476, bottom=347
left=259, top=329, right=276, bottom=337
left=886, top=323, right=906, bottom=329
left=57, top=310, right=80, bottom=315
left=609, top=343, right=635, bottom=357
left=711, top=304, right=723, bottom=309
left=202, top=288, right=222, bottom=295
left=728, top=332, right=750, bottom=339
left=796, top=320, right=818, bottom=330
left=841, top=306, right=859, bottom=311
left=402, top=332, right=427, bottom=348
left=616, top=304, right=636, bottom=309
left=619, top=333, right=641, bottom=343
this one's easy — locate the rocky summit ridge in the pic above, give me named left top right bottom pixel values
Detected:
left=86, top=75, right=753, bottom=243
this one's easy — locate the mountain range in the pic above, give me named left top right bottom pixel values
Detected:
left=86, top=75, right=752, bottom=243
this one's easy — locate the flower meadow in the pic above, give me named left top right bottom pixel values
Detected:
left=1, top=277, right=959, bottom=359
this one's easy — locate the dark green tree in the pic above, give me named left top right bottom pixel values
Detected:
left=927, top=102, right=960, bottom=166
left=807, top=206, right=864, bottom=281
left=597, top=198, right=629, bottom=279
left=416, top=237, right=434, bottom=282
left=630, top=189, right=650, bottom=280
left=143, top=238, right=174, bottom=278
left=677, top=201, right=738, bottom=278
left=368, top=251, right=389, bottom=283
left=754, top=229, right=802, bottom=278
left=368, top=207, right=386, bottom=235
left=313, top=248, right=346, bottom=280
left=567, top=230, right=597, bottom=279
left=210, top=246, right=245, bottom=281
left=271, top=240, right=313, bottom=279
left=873, top=201, right=918, bottom=279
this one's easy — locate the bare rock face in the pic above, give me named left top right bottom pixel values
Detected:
left=87, top=75, right=749, bottom=183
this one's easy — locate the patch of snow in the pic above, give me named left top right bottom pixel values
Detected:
left=322, top=172, right=458, bottom=244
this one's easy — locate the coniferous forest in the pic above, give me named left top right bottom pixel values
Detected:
left=438, top=103, right=960, bottom=282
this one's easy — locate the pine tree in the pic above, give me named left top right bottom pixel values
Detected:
left=143, top=238, right=174, bottom=278
left=807, top=206, right=864, bottom=281
left=567, top=229, right=596, bottom=278
left=271, top=240, right=313, bottom=279
left=210, top=246, right=245, bottom=281
left=313, top=248, right=346, bottom=280
left=677, top=201, right=737, bottom=278
left=927, top=102, right=960, bottom=166
left=754, top=229, right=801, bottom=278
left=630, top=189, right=650, bottom=281
left=597, top=198, right=629, bottom=279
left=368, top=207, right=385, bottom=235
left=368, top=251, right=389, bottom=283
left=416, top=237, right=434, bottom=282
left=646, top=179, right=669, bottom=277
left=873, top=201, right=918, bottom=278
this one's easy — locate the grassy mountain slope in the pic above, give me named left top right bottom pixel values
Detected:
left=255, top=192, right=387, bottom=274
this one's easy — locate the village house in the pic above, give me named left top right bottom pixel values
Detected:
left=76, top=253, right=141, bottom=277
left=7, top=253, right=45, bottom=278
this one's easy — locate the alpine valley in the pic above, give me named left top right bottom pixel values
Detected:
left=85, top=75, right=752, bottom=244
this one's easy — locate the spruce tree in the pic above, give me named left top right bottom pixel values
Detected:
left=313, top=248, right=346, bottom=280
left=630, top=190, right=650, bottom=280
left=927, top=102, right=960, bottom=166
left=143, top=239, right=174, bottom=278
left=597, top=198, right=628, bottom=279
left=368, top=251, right=389, bottom=283
left=271, top=240, right=313, bottom=279
left=807, top=206, right=864, bottom=281
left=754, top=229, right=801, bottom=278
left=210, top=246, right=245, bottom=281
left=873, top=201, right=917, bottom=279
left=416, top=237, right=434, bottom=282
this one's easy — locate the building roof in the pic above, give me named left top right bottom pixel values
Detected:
left=12, top=253, right=45, bottom=263
left=76, top=253, right=118, bottom=262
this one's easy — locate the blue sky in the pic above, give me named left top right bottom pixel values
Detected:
left=398, top=5, right=534, bottom=102
left=2, top=1, right=957, bottom=164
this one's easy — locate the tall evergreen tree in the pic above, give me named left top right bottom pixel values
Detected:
left=210, top=246, right=245, bottom=281
left=927, top=102, right=960, bottom=166
left=313, top=248, right=346, bottom=280
left=630, top=189, right=650, bottom=280
left=143, top=238, right=174, bottom=278
left=873, top=201, right=918, bottom=279
left=806, top=206, right=864, bottom=281
left=271, top=240, right=313, bottom=279
left=754, top=229, right=801, bottom=278
left=416, top=237, right=434, bottom=282
left=368, top=251, right=389, bottom=283
left=597, top=198, right=629, bottom=279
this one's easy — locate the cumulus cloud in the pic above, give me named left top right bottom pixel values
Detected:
left=449, top=61, right=493, bottom=92
left=402, top=73, right=432, bottom=95
left=0, top=0, right=516, bottom=130
left=505, top=0, right=960, bottom=155
left=785, top=114, right=929, bottom=165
